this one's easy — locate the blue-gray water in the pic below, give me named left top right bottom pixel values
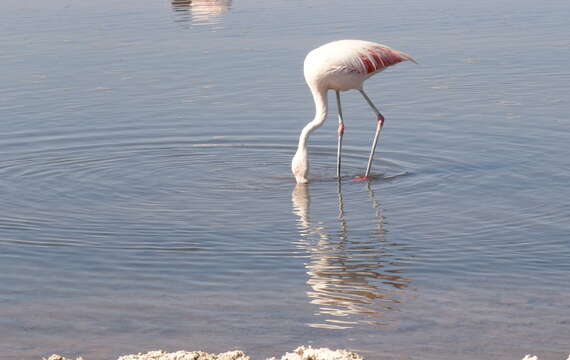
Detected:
left=1, top=0, right=569, bottom=359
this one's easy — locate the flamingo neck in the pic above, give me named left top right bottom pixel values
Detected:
left=297, top=86, right=328, bottom=152
left=292, top=86, right=328, bottom=183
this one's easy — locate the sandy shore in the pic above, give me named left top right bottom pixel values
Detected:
left=43, top=347, right=569, bottom=360
left=44, top=346, right=363, bottom=360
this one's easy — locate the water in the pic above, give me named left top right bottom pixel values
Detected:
left=1, top=0, right=569, bottom=359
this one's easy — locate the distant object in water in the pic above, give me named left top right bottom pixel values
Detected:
left=291, top=40, right=417, bottom=184
left=171, top=0, right=232, bottom=25
left=172, top=0, right=192, bottom=6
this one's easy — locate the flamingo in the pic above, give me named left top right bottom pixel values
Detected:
left=291, top=40, right=417, bottom=184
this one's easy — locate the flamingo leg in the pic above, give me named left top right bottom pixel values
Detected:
left=358, top=89, right=385, bottom=178
left=336, top=90, right=345, bottom=179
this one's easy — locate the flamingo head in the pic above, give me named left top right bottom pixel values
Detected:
left=292, top=150, right=309, bottom=184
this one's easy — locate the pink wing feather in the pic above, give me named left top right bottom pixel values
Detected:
left=356, top=45, right=417, bottom=75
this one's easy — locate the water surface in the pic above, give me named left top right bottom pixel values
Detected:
left=1, top=0, right=569, bottom=359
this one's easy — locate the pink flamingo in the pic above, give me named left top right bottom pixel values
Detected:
left=292, top=40, right=416, bottom=184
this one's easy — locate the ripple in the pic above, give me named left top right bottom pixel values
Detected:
left=0, top=124, right=416, bottom=251
left=1, top=117, right=477, bottom=255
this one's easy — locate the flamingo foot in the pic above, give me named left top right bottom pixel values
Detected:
left=353, top=175, right=371, bottom=181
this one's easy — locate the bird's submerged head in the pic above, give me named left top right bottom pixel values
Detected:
left=292, top=149, right=309, bottom=184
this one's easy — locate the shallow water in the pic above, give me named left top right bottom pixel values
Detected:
left=1, top=0, right=569, bottom=359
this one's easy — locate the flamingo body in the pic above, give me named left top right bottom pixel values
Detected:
left=292, top=40, right=416, bottom=184
left=304, top=40, right=415, bottom=92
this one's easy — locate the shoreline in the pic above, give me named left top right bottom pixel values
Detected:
left=43, top=346, right=569, bottom=360
left=45, top=346, right=363, bottom=360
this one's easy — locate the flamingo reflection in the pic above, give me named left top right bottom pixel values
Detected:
left=292, top=183, right=409, bottom=329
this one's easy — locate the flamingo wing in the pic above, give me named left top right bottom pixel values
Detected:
left=324, top=40, right=417, bottom=76
left=361, top=45, right=417, bottom=74
left=350, top=42, right=416, bottom=76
